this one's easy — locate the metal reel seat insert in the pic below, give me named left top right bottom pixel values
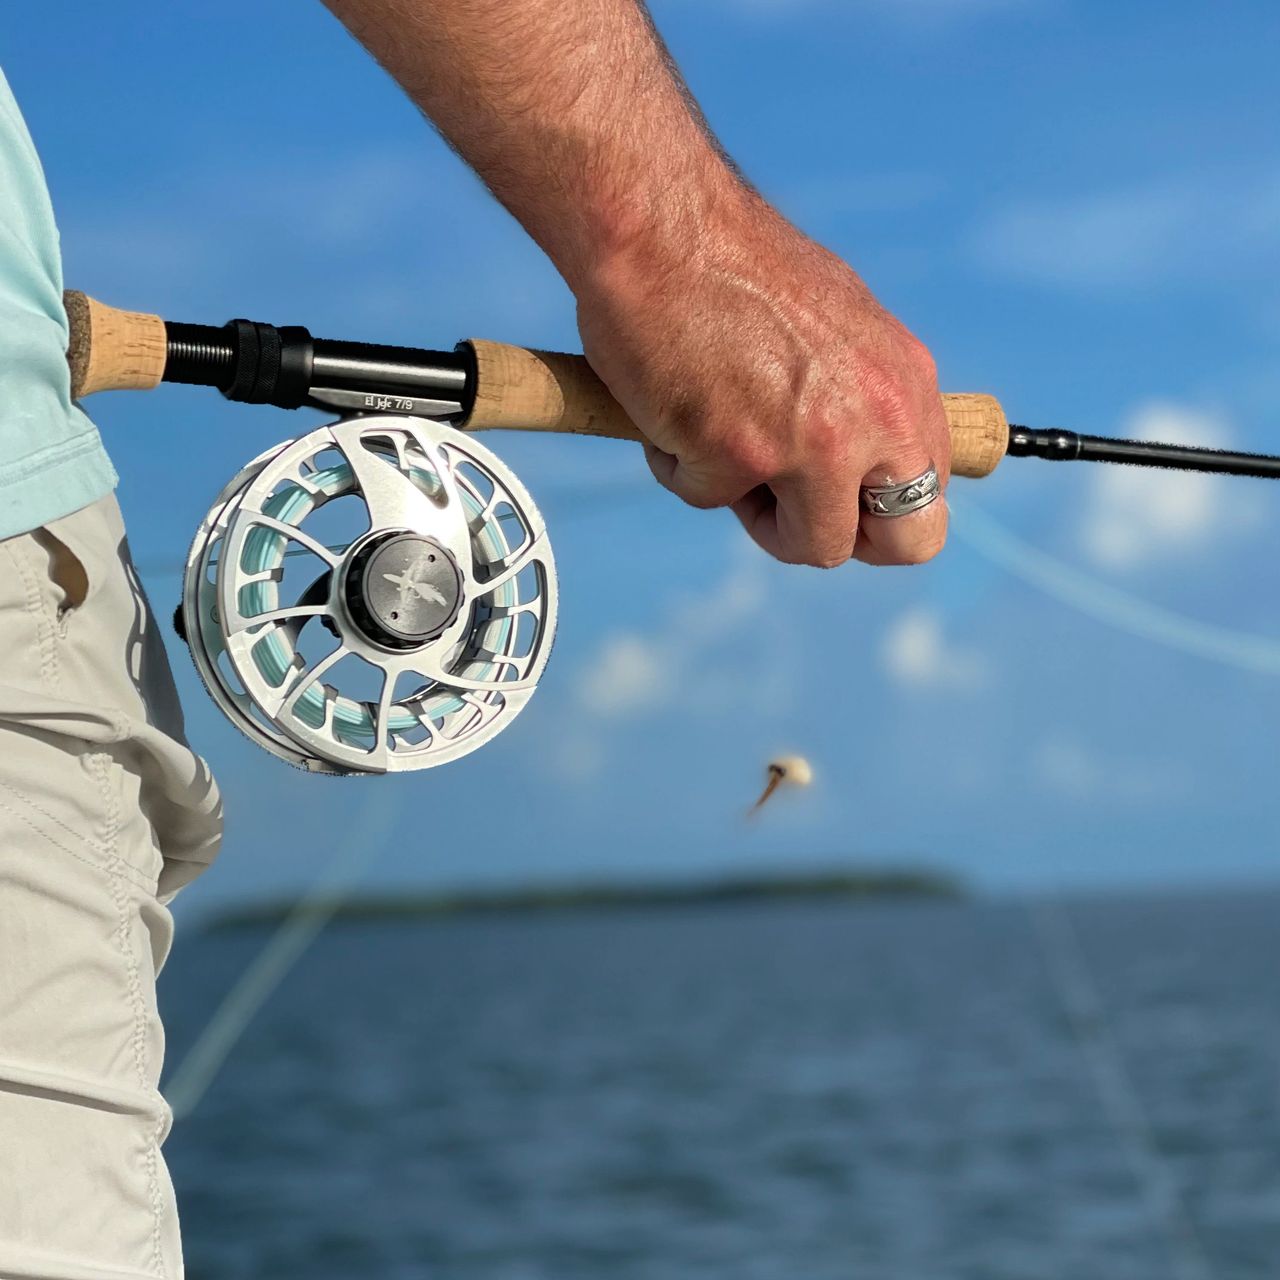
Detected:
left=184, top=415, right=557, bottom=774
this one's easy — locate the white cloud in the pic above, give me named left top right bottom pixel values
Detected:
left=574, top=553, right=768, bottom=720
left=1032, top=734, right=1176, bottom=804
left=1033, top=736, right=1100, bottom=798
left=971, top=172, right=1280, bottom=293
left=1077, top=403, right=1264, bottom=571
left=545, top=733, right=608, bottom=786
left=549, top=544, right=774, bottom=784
left=578, top=633, right=670, bottom=716
left=880, top=606, right=988, bottom=692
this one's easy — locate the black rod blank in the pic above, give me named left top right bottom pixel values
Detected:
left=1007, top=427, right=1280, bottom=479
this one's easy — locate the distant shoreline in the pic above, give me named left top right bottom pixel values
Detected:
left=203, top=867, right=965, bottom=933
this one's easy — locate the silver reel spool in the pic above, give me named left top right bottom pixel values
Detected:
left=183, top=415, right=557, bottom=774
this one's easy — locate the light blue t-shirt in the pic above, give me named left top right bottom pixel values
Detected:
left=0, top=68, right=116, bottom=541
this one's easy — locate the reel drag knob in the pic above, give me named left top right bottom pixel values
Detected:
left=344, top=533, right=465, bottom=650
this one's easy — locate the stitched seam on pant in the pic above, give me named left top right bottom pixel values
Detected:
left=3, top=537, right=57, bottom=687
left=92, top=752, right=167, bottom=1279
left=0, top=782, right=157, bottom=894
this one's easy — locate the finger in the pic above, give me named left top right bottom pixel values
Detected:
left=644, top=443, right=758, bottom=510
left=854, top=484, right=948, bottom=564
left=732, top=469, right=861, bottom=568
left=853, top=450, right=949, bottom=566
left=854, top=385, right=953, bottom=564
left=729, top=485, right=779, bottom=554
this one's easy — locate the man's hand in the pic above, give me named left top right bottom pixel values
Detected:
left=574, top=190, right=950, bottom=567
left=322, top=0, right=949, bottom=567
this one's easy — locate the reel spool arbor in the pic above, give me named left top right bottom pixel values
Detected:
left=185, top=415, right=557, bottom=774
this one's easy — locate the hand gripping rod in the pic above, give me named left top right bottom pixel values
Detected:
left=62, top=292, right=1280, bottom=481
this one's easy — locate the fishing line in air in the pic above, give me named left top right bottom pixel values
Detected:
left=1029, top=898, right=1214, bottom=1280
left=166, top=788, right=400, bottom=1119
left=950, top=499, right=1280, bottom=675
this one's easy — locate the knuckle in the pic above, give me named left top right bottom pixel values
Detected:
left=906, top=336, right=938, bottom=384
left=901, top=527, right=948, bottom=565
left=855, top=348, right=942, bottom=451
left=810, top=546, right=850, bottom=570
left=682, top=489, right=724, bottom=511
left=696, top=419, right=779, bottom=489
left=857, top=365, right=917, bottom=437
left=773, top=543, right=813, bottom=568
left=675, top=470, right=735, bottom=509
left=802, top=414, right=851, bottom=469
left=856, top=361, right=903, bottom=412
left=723, top=443, right=776, bottom=489
left=784, top=535, right=850, bottom=570
left=933, top=426, right=955, bottom=475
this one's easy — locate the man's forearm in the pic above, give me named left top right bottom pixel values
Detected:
left=323, top=0, right=952, bottom=570
left=322, top=0, right=747, bottom=288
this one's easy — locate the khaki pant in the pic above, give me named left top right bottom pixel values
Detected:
left=0, top=494, right=221, bottom=1280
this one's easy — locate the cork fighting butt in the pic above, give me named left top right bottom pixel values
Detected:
left=462, top=340, right=1009, bottom=479
left=64, top=291, right=168, bottom=400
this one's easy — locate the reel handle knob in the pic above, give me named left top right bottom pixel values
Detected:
left=461, top=339, right=1009, bottom=479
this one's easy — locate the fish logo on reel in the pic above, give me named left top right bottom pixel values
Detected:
left=182, top=415, right=558, bottom=775
left=384, top=564, right=449, bottom=609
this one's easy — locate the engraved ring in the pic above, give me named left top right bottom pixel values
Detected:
left=860, top=463, right=941, bottom=518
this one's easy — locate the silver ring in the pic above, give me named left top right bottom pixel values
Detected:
left=860, top=464, right=941, bottom=518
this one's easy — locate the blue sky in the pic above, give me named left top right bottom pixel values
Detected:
left=5, top=0, right=1279, bottom=912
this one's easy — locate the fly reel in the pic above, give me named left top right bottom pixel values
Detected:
left=183, top=415, right=557, bottom=774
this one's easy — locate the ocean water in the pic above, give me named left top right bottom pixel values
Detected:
left=159, top=890, right=1280, bottom=1280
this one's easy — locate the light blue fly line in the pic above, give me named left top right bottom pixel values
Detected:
left=235, top=460, right=516, bottom=747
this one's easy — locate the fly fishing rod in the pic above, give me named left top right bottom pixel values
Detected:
left=63, top=292, right=1280, bottom=778
left=64, top=291, right=1280, bottom=480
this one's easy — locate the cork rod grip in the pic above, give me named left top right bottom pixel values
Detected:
left=63, top=291, right=167, bottom=400
left=462, top=340, right=1009, bottom=479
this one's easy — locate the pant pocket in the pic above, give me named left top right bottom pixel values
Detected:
left=1, top=502, right=101, bottom=639
left=29, top=524, right=90, bottom=621
left=33, top=493, right=119, bottom=624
